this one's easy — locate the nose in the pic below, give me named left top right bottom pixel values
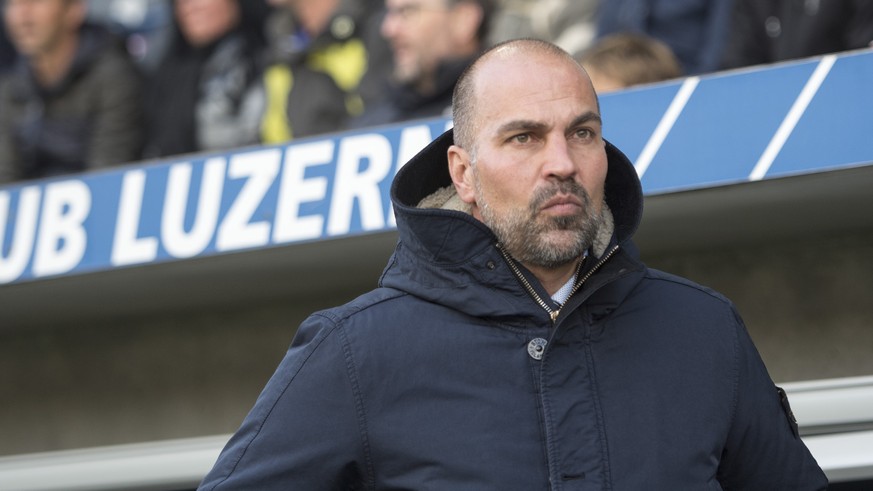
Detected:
left=541, top=136, right=576, bottom=181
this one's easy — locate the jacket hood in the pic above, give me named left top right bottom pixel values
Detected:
left=391, top=128, right=643, bottom=252
left=381, top=128, right=644, bottom=326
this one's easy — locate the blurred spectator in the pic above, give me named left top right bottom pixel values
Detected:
left=141, top=0, right=271, bottom=158
left=86, top=0, right=175, bottom=73
left=258, top=0, right=388, bottom=143
left=0, top=0, right=144, bottom=184
left=721, top=0, right=873, bottom=70
left=490, top=0, right=599, bottom=57
left=0, top=13, right=15, bottom=73
left=349, top=0, right=495, bottom=128
left=596, top=0, right=732, bottom=75
left=578, top=32, right=682, bottom=93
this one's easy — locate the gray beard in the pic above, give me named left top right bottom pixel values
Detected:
left=477, top=178, right=604, bottom=269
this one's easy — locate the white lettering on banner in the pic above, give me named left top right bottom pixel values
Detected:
left=0, top=187, right=41, bottom=283
left=388, top=125, right=435, bottom=226
left=112, top=170, right=159, bottom=266
left=216, top=149, right=281, bottom=252
left=32, top=180, right=91, bottom=277
left=1, top=122, right=458, bottom=284
left=273, top=140, right=333, bottom=243
left=162, top=159, right=226, bottom=258
left=396, top=125, right=435, bottom=171
left=328, top=133, right=392, bottom=235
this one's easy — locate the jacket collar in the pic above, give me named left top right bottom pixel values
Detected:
left=381, top=128, right=644, bottom=326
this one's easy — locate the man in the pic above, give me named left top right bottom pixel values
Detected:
left=199, top=39, right=827, bottom=489
left=348, top=0, right=494, bottom=128
left=0, top=0, right=143, bottom=183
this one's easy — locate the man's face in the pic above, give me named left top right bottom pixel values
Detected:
left=381, top=0, right=463, bottom=90
left=175, top=0, right=240, bottom=48
left=3, top=0, right=79, bottom=58
left=452, top=51, right=608, bottom=269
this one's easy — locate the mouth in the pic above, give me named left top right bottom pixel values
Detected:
left=539, top=194, right=584, bottom=215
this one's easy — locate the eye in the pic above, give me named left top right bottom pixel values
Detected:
left=511, top=133, right=531, bottom=144
left=574, top=128, right=594, bottom=140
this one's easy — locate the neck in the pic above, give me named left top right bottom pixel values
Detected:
left=292, top=0, right=339, bottom=37
left=526, top=257, right=583, bottom=297
left=413, top=72, right=436, bottom=95
left=31, top=34, right=79, bottom=87
left=415, top=46, right=478, bottom=95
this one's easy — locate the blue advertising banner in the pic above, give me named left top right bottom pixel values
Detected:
left=1, top=50, right=872, bottom=285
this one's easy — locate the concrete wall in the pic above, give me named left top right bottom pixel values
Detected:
left=1, top=231, right=870, bottom=456
left=645, top=230, right=873, bottom=383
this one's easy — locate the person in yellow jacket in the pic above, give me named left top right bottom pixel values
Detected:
left=260, top=0, right=391, bottom=142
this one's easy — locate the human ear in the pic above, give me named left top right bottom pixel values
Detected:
left=447, top=144, right=476, bottom=204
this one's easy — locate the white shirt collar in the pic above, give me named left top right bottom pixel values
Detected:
left=550, top=251, right=589, bottom=306
left=551, top=273, right=577, bottom=306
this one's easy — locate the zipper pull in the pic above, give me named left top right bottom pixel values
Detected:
left=550, top=309, right=560, bottom=323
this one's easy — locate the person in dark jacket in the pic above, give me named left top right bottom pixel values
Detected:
left=0, top=0, right=143, bottom=184
left=0, top=16, right=16, bottom=74
left=199, top=39, right=828, bottom=490
left=141, top=0, right=273, bottom=159
left=595, top=0, right=733, bottom=75
left=348, top=0, right=495, bottom=128
left=720, top=0, right=873, bottom=70
left=578, top=32, right=683, bottom=93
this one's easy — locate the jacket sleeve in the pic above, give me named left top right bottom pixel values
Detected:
left=716, top=309, right=828, bottom=490
left=719, top=0, right=768, bottom=70
left=0, top=81, right=21, bottom=184
left=846, top=0, right=873, bottom=50
left=86, top=52, right=144, bottom=169
left=0, top=133, right=19, bottom=184
left=694, top=0, right=733, bottom=74
left=198, top=313, right=368, bottom=490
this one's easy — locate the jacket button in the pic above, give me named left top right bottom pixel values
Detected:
left=527, top=338, right=547, bottom=360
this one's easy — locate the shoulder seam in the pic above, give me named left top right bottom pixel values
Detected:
left=210, top=317, right=342, bottom=489
left=644, top=269, right=733, bottom=305
left=337, top=324, right=376, bottom=489
left=315, top=287, right=408, bottom=325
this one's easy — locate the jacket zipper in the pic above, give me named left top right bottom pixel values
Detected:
left=497, top=244, right=620, bottom=325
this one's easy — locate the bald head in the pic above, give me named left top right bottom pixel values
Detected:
left=451, top=38, right=597, bottom=157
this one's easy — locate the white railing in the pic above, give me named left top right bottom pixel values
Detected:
left=0, top=435, right=226, bottom=491
left=784, top=375, right=873, bottom=483
left=783, top=374, right=873, bottom=434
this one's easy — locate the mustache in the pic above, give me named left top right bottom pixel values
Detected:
left=529, top=180, right=590, bottom=212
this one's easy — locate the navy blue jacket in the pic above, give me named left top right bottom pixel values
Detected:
left=199, top=130, right=827, bottom=490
